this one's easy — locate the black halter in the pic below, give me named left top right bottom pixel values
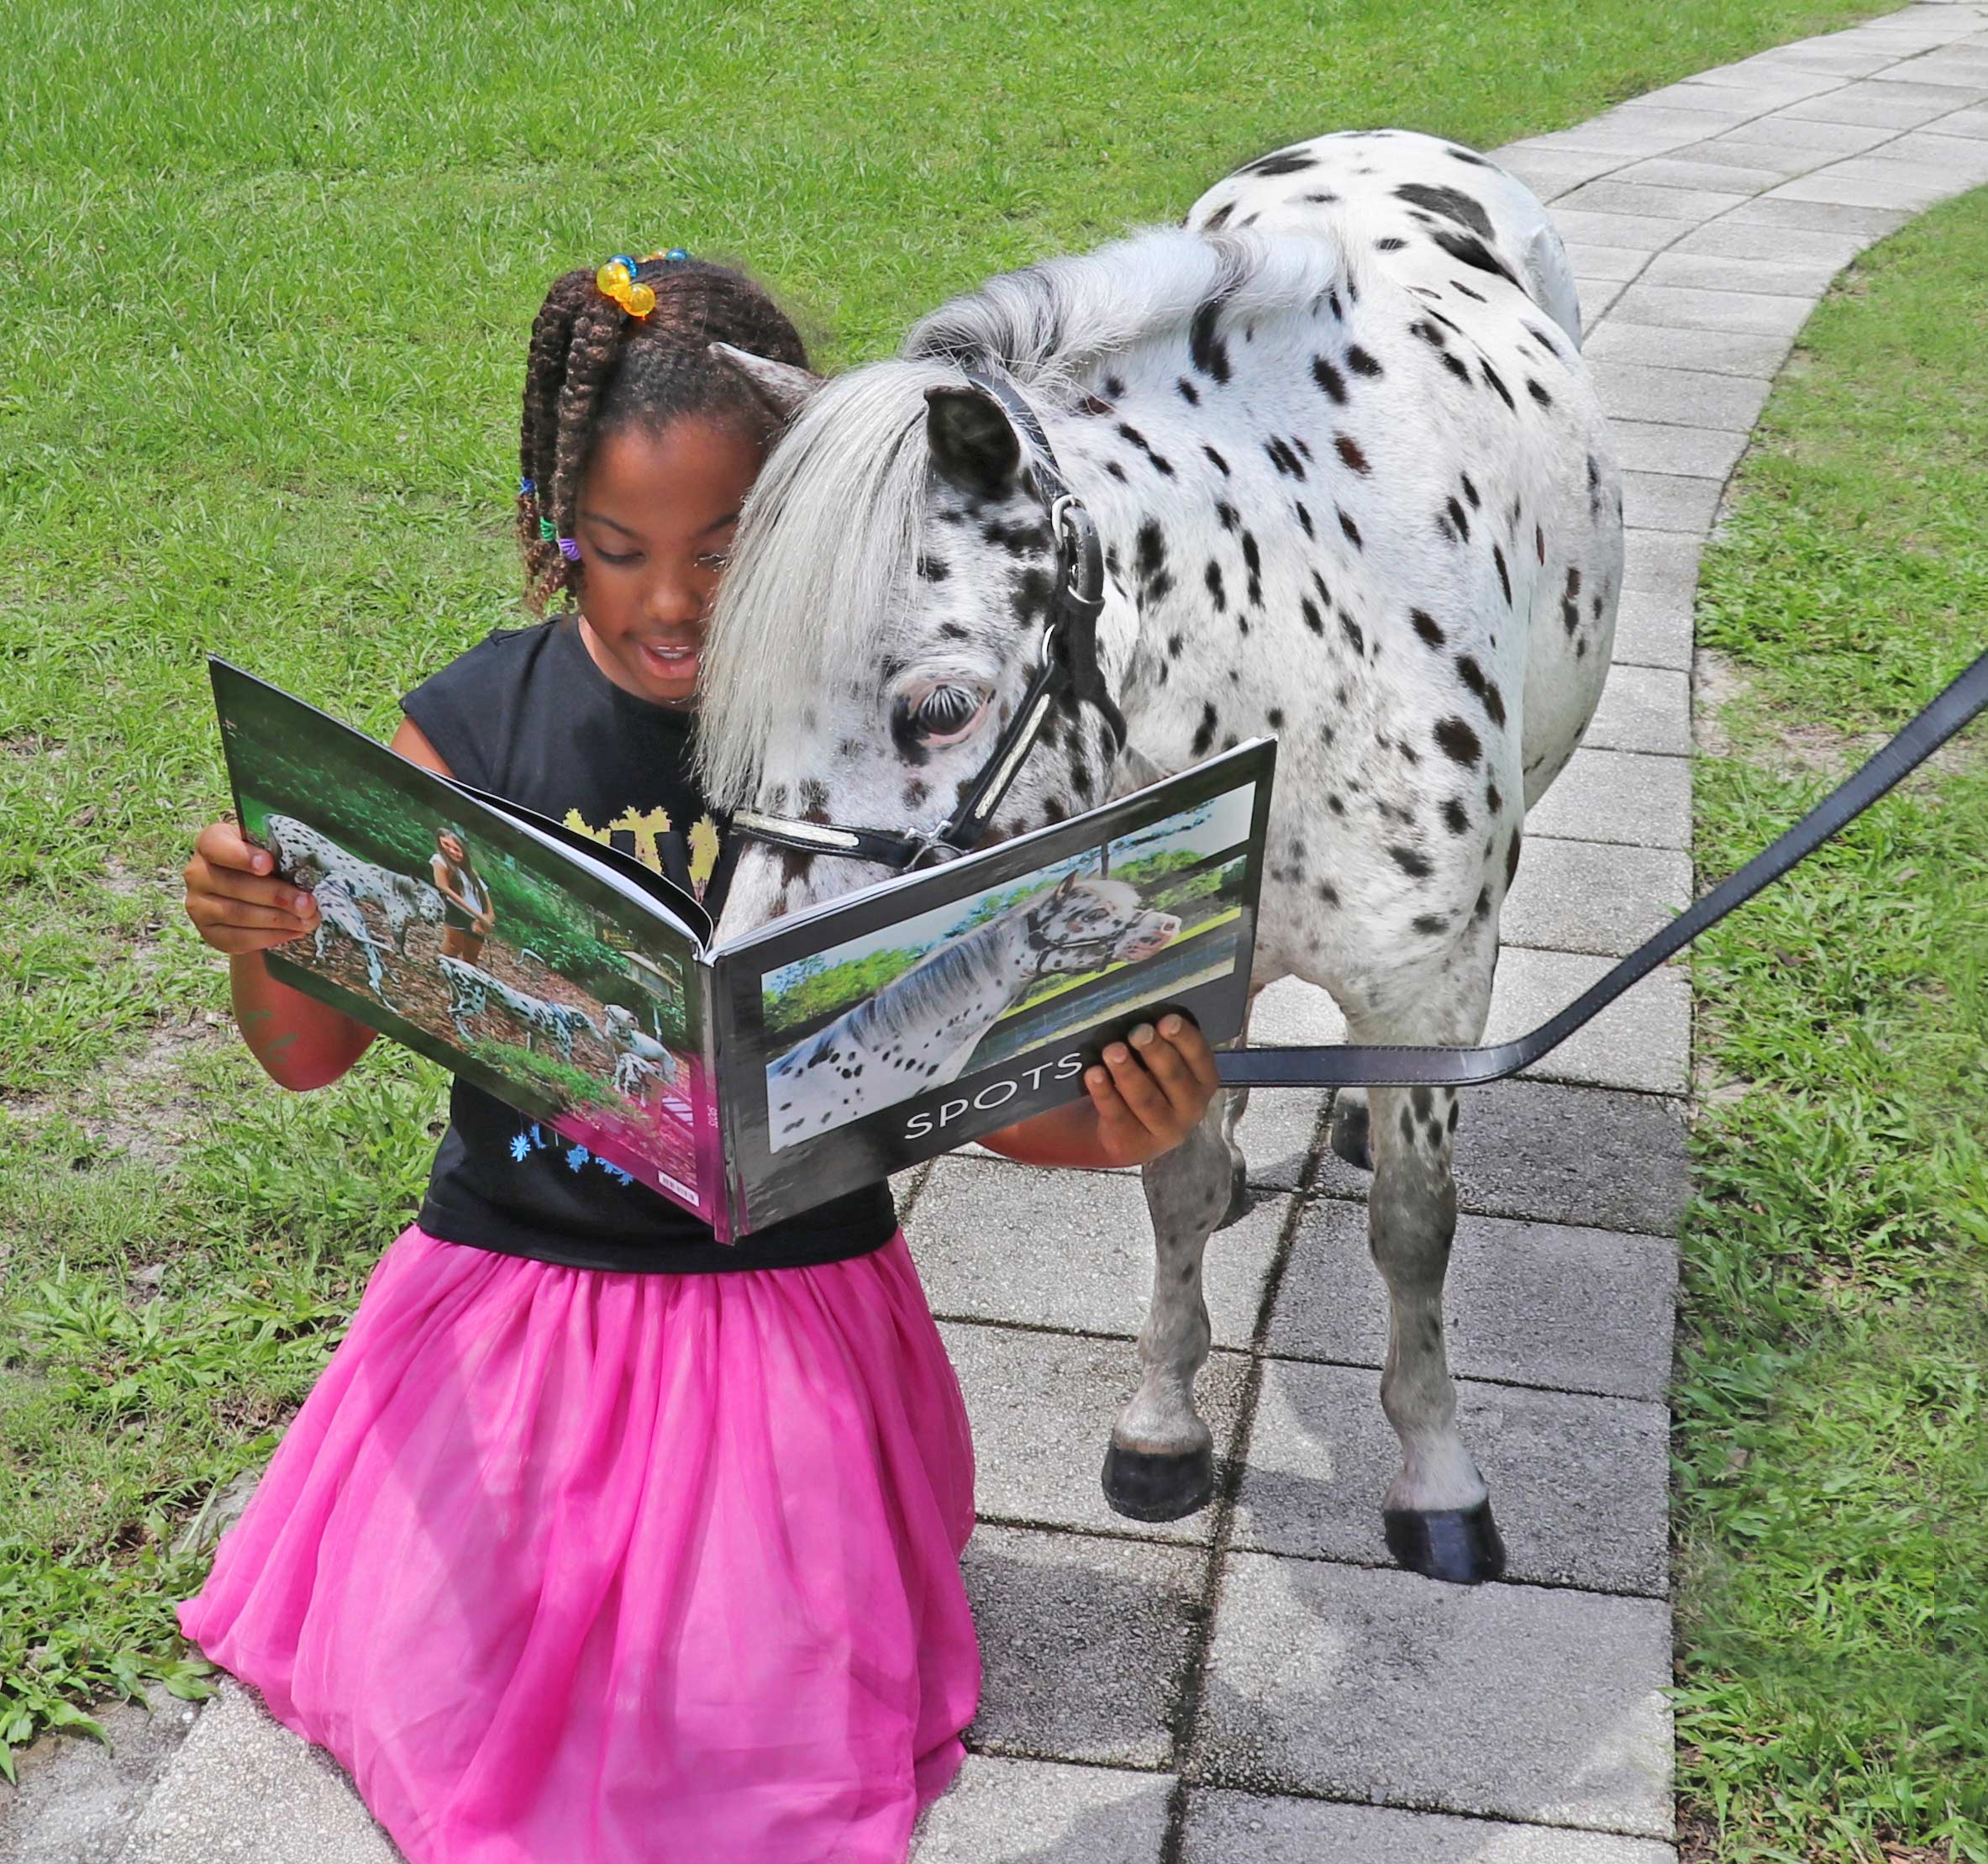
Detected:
left=728, top=369, right=1128, bottom=874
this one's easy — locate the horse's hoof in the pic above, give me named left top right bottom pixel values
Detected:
left=1215, top=1156, right=1252, bottom=1230
left=1329, top=1094, right=1372, bottom=1172
left=1102, top=1442, right=1216, bottom=1522
left=1383, top=1500, right=1507, bottom=1585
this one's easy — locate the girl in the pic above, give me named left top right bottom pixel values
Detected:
left=178, top=251, right=1223, bottom=1864
left=430, top=826, right=493, bottom=961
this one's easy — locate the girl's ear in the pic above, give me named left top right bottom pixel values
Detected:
left=924, top=384, right=1022, bottom=499
left=708, top=343, right=823, bottom=420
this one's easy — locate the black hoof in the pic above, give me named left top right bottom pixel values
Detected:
left=1383, top=1500, right=1507, bottom=1584
left=1215, top=1156, right=1252, bottom=1230
left=1102, top=1441, right=1216, bottom=1522
left=1329, top=1095, right=1372, bottom=1172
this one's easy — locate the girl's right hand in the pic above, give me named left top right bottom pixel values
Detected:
left=182, top=820, right=321, bottom=955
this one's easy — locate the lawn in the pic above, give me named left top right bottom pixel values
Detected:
left=1675, top=188, right=1988, bottom=1861
left=0, top=0, right=1906, bottom=1782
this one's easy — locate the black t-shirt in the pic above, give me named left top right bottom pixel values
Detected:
left=400, top=617, right=897, bottom=1274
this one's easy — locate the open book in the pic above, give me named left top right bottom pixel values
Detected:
left=210, top=660, right=1274, bottom=1241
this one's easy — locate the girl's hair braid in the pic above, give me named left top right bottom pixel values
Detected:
left=515, top=255, right=812, bottom=615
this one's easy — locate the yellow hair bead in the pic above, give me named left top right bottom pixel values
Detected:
left=596, top=261, right=634, bottom=295
left=626, top=282, right=657, bottom=317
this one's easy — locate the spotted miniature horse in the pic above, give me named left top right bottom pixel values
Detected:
left=697, top=129, right=1622, bottom=1583
left=766, top=873, right=1181, bottom=1150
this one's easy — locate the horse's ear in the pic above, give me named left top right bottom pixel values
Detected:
left=708, top=343, right=823, bottom=420
left=924, top=384, right=1022, bottom=499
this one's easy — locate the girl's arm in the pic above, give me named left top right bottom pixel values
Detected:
left=978, top=1014, right=1223, bottom=1169
left=184, top=718, right=456, bottom=1092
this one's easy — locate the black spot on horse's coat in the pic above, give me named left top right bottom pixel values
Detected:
left=1265, top=436, right=1305, bottom=479
left=1239, top=147, right=1317, bottom=177
left=1241, top=532, right=1263, bottom=604
left=1136, top=519, right=1167, bottom=581
left=1390, top=845, right=1433, bottom=879
left=1265, top=708, right=1286, bottom=731
left=1412, top=914, right=1449, bottom=936
left=1528, top=377, right=1553, bottom=407
left=1442, top=798, right=1470, bottom=835
left=1439, top=350, right=1472, bottom=386
left=1451, top=280, right=1487, bottom=303
left=1106, top=461, right=1128, bottom=482
left=1189, top=298, right=1232, bottom=383
left=1012, top=565, right=1053, bottom=623
left=1117, top=423, right=1175, bottom=476
left=1396, top=182, right=1495, bottom=240
left=1317, top=879, right=1340, bottom=905
left=1191, top=703, right=1218, bottom=757
left=982, top=518, right=1051, bottom=556
left=1561, top=565, right=1582, bottom=635
left=903, top=777, right=930, bottom=808
left=1411, top=607, right=1446, bottom=649
left=917, top=554, right=949, bottom=582
left=1525, top=323, right=1564, bottom=361
left=1445, top=496, right=1471, bottom=543
left=1327, top=288, right=1344, bottom=319
left=1312, top=355, right=1347, bottom=403
left=1448, top=1098, right=1461, bottom=1132
left=1428, top=225, right=1522, bottom=290
left=1300, top=597, right=1324, bottom=634
left=1459, top=472, right=1480, bottom=509
left=1346, top=345, right=1382, bottom=377
left=1492, top=543, right=1512, bottom=606
left=1203, top=444, right=1230, bottom=477
left=1166, top=633, right=1184, bottom=659
left=1294, top=500, right=1314, bottom=540
left=1205, top=560, right=1227, bottom=611
left=1203, top=201, right=1235, bottom=231
left=1409, top=318, right=1444, bottom=348
left=1302, top=190, right=1342, bottom=205
left=1486, top=781, right=1502, bottom=815
left=1177, top=376, right=1201, bottom=405
left=1375, top=236, right=1407, bottom=252
left=1339, top=612, right=1364, bottom=655
left=1215, top=500, right=1239, bottom=532
left=1105, top=373, right=1127, bottom=398
left=1535, top=524, right=1546, bottom=564
left=1333, top=434, right=1370, bottom=474
left=1327, top=794, right=1345, bottom=816
left=1338, top=508, right=1363, bottom=548
left=1480, top=361, right=1515, bottom=410
left=1472, top=884, right=1491, bottom=922
left=1434, top=716, right=1483, bottom=767
left=1454, top=656, right=1507, bottom=729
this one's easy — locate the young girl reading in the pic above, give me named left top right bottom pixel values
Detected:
left=178, top=250, right=1223, bottom=1864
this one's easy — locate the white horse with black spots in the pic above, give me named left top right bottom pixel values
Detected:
left=602, top=1002, right=681, bottom=1098
left=438, top=955, right=600, bottom=1064
left=261, top=814, right=447, bottom=954
left=696, top=129, right=1621, bottom=1583
left=767, top=872, right=1181, bottom=1147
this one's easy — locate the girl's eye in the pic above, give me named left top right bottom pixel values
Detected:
left=592, top=548, right=640, bottom=567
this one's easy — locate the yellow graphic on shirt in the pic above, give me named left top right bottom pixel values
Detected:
left=563, top=804, right=723, bottom=898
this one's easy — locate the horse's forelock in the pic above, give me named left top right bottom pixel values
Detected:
left=696, top=360, right=958, bottom=810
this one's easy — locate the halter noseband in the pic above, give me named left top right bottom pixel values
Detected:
left=728, top=368, right=1128, bottom=874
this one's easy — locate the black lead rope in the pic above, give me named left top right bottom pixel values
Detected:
left=1217, top=645, right=1988, bottom=1089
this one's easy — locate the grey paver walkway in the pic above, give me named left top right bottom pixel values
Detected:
left=19, top=8, right=1982, bottom=1860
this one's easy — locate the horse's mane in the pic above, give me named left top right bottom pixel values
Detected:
left=694, top=224, right=1349, bottom=808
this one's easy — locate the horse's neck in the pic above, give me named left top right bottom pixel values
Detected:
left=849, top=909, right=1035, bottom=1051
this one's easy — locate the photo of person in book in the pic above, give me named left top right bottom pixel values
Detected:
left=430, top=824, right=495, bottom=961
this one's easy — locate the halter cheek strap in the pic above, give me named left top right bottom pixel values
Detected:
left=728, top=369, right=1127, bottom=874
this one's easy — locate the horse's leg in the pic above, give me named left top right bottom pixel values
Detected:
left=1215, top=986, right=1263, bottom=1230
left=1358, top=927, right=1503, bottom=1584
left=1331, top=1085, right=1372, bottom=1171
left=1103, top=1093, right=1233, bottom=1521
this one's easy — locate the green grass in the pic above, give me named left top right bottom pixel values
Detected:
left=0, top=0, right=1902, bottom=1779
left=1675, top=187, right=1988, bottom=1862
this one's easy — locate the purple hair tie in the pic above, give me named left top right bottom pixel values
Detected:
left=557, top=536, right=581, bottom=562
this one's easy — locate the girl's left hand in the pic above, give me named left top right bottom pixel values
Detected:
left=1083, top=1014, right=1223, bottom=1168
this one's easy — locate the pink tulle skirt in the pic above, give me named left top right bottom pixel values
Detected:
left=176, top=1224, right=980, bottom=1864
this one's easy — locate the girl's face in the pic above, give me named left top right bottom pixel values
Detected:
left=439, top=834, right=465, bottom=863
left=572, top=416, right=765, bottom=709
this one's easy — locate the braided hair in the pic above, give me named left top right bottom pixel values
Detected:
left=516, top=255, right=811, bottom=614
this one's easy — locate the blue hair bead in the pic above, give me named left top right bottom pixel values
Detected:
left=608, top=254, right=638, bottom=277
left=518, top=476, right=535, bottom=496
left=665, top=247, right=689, bottom=262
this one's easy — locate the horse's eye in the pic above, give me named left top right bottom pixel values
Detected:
left=905, top=682, right=990, bottom=747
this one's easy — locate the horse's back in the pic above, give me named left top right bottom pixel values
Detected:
left=1186, top=129, right=1582, bottom=349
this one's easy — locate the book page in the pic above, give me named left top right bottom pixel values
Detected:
left=714, top=740, right=1274, bottom=1232
left=210, top=660, right=721, bottom=1226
